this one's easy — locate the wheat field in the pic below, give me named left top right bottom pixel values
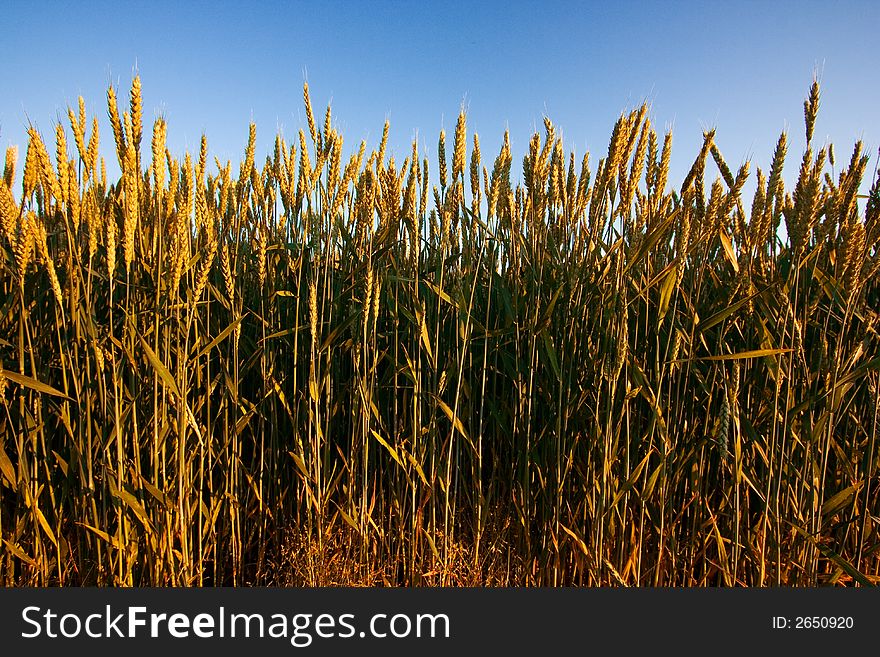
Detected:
left=0, top=78, right=877, bottom=586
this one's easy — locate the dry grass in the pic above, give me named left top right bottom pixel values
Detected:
left=0, top=77, right=878, bottom=586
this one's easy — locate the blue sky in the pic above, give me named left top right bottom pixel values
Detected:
left=2, top=0, right=878, bottom=198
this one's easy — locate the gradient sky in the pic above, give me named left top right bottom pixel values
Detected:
left=2, top=0, right=878, bottom=199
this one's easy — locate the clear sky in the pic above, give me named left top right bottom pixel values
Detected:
left=2, top=0, right=878, bottom=198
